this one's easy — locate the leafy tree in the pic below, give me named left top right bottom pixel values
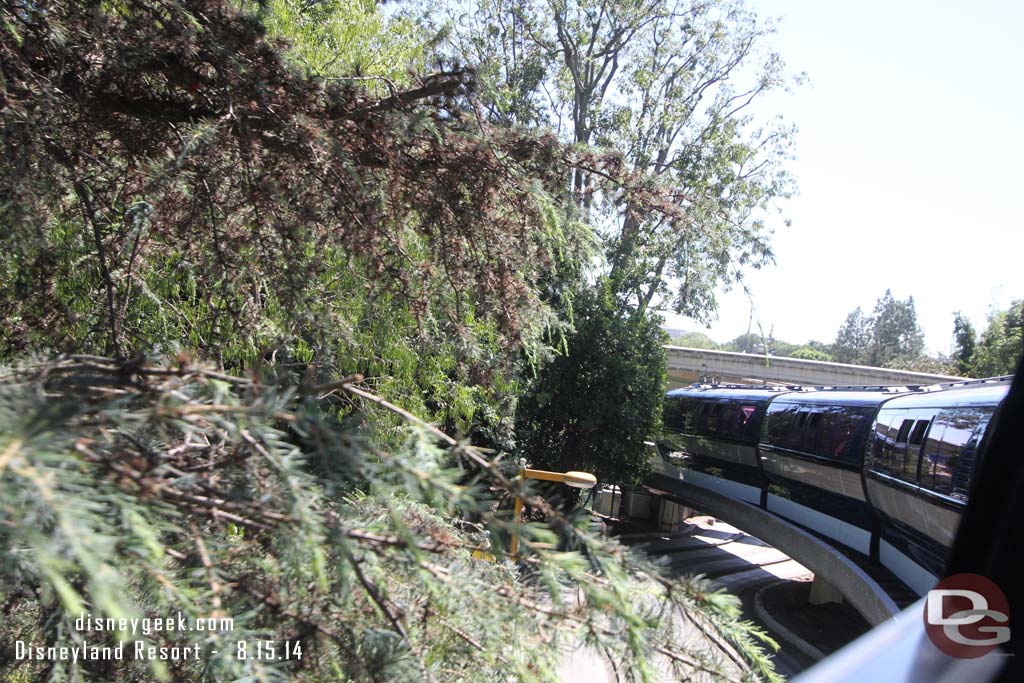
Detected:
left=427, top=0, right=799, bottom=322
left=251, top=0, right=426, bottom=82
left=952, top=311, right=977, bottom=376
left=515, top=285, right=668, bottom=485
left=805, top=340, right=836, bottom=356
left=883, top=355, right=956, bottom=375
left=833, top=292, right=924, bottom=367
left=871, top=289, right=925, bottom=367
left=789, top=346, right=832, bottom=362
left=409, top=0, right=800, bottom=487
left=723, top=332, right=765, bottom=354
left=833, top=307, right=873, bottom=364
left=0, top=357, right=779, bottom=683
left=970, top=300, right=1024, bottom=377
left=669, top=331, right=721, bottom=349
left=769, top=340, right=800, bottom=357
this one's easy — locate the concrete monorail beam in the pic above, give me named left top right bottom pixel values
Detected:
left=665, top=345, right=966, bottom=387
left=646, top=473, right=901, bottom=626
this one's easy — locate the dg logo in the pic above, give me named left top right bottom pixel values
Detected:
left=925, top=573, right=1010, bottom=659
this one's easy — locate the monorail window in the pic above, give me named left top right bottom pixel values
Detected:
left=786, top=408, right=814, bottom=450
left=706, top=403, right=723, bottom=433
left=716, top=403, right=759, bottom=439
left=920, top=408, right=993, bottom=498
left=950, top=417, right=989, bottom=498
left=676, top=399, right=694, bottom=432
left=819, top=407, right=871, bottom=461
left=870, top=413, right=895, bottom=465
left=694, top=401, right=723, bottom=434
left=909, top=419, right=929, bottom=446
left=895, top=418, right=914, bottom=445
left=663, top=397, right=684, bottom=432
left=763, top=404, right=825, bottom=454
left=802, top=412, right=823, bottom=453
left=872, top=411, right=918, bottom=484
left=765, top=404, right=799, bottom=445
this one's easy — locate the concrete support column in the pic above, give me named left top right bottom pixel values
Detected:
left=809, top=575, right=844, bottom=606
left=656, top=499, right=691, bottom=532
left=623, top=488, right=654, bottom=520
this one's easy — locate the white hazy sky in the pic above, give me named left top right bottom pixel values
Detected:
left=660, top=0, right=1024, bottom=355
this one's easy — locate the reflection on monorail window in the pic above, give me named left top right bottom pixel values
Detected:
left=764, top=403, right=870, bottom=461
left=666, top=398, right=761, bottom=440
left=871, top=406, right=993, bottom=500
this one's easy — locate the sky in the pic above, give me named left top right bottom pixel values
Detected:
left=659, top=0, right=1024, bottom=355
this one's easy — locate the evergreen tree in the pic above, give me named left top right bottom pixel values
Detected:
left=833, top=292, right=924, bottom=368
left=970, top=300, right=1024, bottom=377
left=0, top=357, right=779, bottom=683
left=833, top=307, right=873, bottom=364
left=515, top=285, right=667, bottom=485
left=871, top=290, right=925, bottom=367
left=952, top=312, right=977, bottom=376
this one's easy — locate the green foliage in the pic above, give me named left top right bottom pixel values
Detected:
left=968, top=300, right=1024, bottom=377
left=0, top=1, right=793, bottom=678
left=871, top=290, right=925, bottom=366
left=672, top=331, right=833, bottom=362
left=416, top=0, right=801, bottom=495
left=882, top=355, right=956, bottom=375
left=788, top=346, right=832, bottom=362
left=833, top=307, right=873, bottom=365
left=669, top=331, right=721, bottom=349
left=514, top=286, right=668, bottom=485
left=833, top=291, right=924, bottom=367
left=419, top=0, right=552, bottom=127
left=248, top=0, right=426, bottom=84
left=0, top=357, right=779, bottom=682
left=0, top=0, right=587, bottom=439
left=427, top=0, right=799, bottom=322
left=723, top=333, right=765, bottom=354
left=804, top=340, right=836, bottom=357
left=952, top=312, right=977, bottom=376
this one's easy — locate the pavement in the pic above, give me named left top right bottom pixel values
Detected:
left=755, top=579, right=871, bottom=659
left=552, top=509, right=888, bottom=679
left=557, top=514, right=873, bottom=680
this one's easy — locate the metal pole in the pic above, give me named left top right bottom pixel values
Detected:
left=510, top=460, right=526, bottom=557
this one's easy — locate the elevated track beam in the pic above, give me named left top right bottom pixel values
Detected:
left=647, top=473, right=901, bottom=626
left=665, top=345, right=965, bottom=387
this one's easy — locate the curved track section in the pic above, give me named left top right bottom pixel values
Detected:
left=647, top=472, right=901, bottom=626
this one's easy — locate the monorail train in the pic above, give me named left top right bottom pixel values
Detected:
left=657, top=378, right=1011, bottom=595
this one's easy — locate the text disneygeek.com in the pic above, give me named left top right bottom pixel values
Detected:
left=12, top=611, right=305, bottom=663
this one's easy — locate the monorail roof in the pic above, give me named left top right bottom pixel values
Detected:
left=666, top=379, right=1012, bottom=409
left=766, top=389, right=913, bottom=408
left=666, top=386, right=795, bottom=402
left=879, top=382, right=1010, bottom=409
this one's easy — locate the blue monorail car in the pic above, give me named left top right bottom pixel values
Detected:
left=863, top=382, right=1008, bottom=594
left=661, top=386, right=796, bottom=504
left=759, top=388, right=914, bottom=556
left=657, top=379, right=1010, bottom=595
